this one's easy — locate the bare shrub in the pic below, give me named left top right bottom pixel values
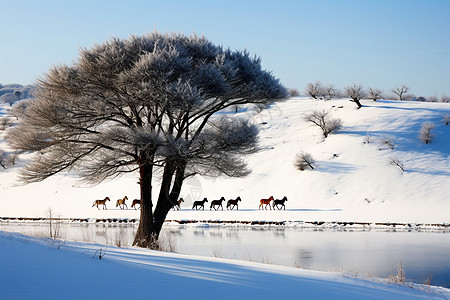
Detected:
left=48, top=207, right=62, bottom=240
left=344, top=84, right=366, bottom=109
left=440, top=95, right=450, bottom=103
left=442, top=113, right=450, bottom=126
left=148, top=231, right=177, bottom=252
left=367, top=88, right=384, bottom=101
left=325, top=84, right=340, bottom=100
left=389, top=261, right=406, bottom=284
left=304, top=110, right=342, bottom=138
left=288, top=88, right=300, bottom=97
left=378, top=136, right=395, bottom=150
left=114, top=227, right=128, bottom=248
left=93, top=248, right=107, bottom=259
left=363, top=134, right=372, bottom=144
left=304, top=81, right=325, bottom=99
left=419, top=122, right=435, bottom=144
left=295, top=152, right=315, bottom=171
left=389, top=157, right=404, bottom=172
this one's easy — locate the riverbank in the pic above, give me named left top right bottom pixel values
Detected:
left=2, top=216, right=450, bottom=232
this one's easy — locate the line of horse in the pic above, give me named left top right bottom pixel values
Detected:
left=92, top=195, right=287, bottom=211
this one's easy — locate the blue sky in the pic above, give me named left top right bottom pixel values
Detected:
left=1, top=0, right=449, bottom=97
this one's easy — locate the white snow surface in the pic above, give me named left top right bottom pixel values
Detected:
left=1, top=98, right=450, bottom=299
left=1, top=231, right=449, bottom=299
left=0, top=98, right=449, bottom=224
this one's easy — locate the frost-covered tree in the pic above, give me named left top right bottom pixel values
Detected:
left=6, top=32, right=288, bottom=247
left=344, top=84, right=366, bottom=109
left=419, top=122, right=435, bottom=144
left=304, top=81, right=325, bottom=99
left=304, top=110, right=342, bottom=138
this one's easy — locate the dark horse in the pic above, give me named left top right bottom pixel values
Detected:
left=131, top=199, right=141, bottom=210
left=272, top=196, right=288, bottom=210
left=210, top=197, right=225, bottom=210
left=226, top=197, right=241, bottom=210
left=192, top=198, right=208, bottom=210
left=173, top=198, right=184, bottom=210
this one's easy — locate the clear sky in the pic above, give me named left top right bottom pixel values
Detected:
left=1, top=0, right=449, bottom=97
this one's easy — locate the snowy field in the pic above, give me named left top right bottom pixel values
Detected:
left=1, top=97, right=450, bottom=298
left=0, top=97, right=449, bottom=225
left=1, top=231, right=449, bottom=299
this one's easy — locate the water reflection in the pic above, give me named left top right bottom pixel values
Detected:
left=1, top=222, right=449, bottom=288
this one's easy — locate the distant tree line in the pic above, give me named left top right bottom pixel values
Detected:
left=0, top=84, right=35, bottom=106
left=301, top=81, right=450, bottom=109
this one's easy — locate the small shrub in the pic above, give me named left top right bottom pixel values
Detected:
left=442, top=113, right=450, bottom=126
left=389, top=157, right=404, bottom=172
left=288, top=88, right=300, bottom=97
left=419, top=122, right=435, bottom=144
left=295, top=152, right=315, bottom=171
left=378, top=137, right=395, bottom=150
left=389, top=261, right=406, bottom=284
left=304, top=110, right=342, bottom=138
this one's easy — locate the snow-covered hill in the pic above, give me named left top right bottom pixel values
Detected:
left=0, top=98, right=449, bottom=224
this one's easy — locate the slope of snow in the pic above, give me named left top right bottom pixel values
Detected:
left=0, top=98, right=449, bottom=224
left=1, top=232, right=448, bottom=299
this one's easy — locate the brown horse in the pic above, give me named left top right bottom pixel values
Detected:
left=92, top=197, right=110, bottom=210
left=259, top=196, right=274, bottom=210
left=226, top=197, right=241, bottom=210
left=131, top=199, right=141, bottom=210
left=173, top=198, right=184, bottom=210
left=192, top=198, right=208, bottom=210
left=272, top=196, right=288, bottom=210
left=210, top=197, right=225, bottom=210
left=115, top=196, right=128, bottom=209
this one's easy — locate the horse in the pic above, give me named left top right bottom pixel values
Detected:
left=210, top=197, right=225, bottom=211
left=192, top=198, right=208, bottom=210
left=92, top=197, right=110, bottom=210
left=173, top=198, right=184, bottom=210
left=259, top=196, right=274, bottom=210
left=131, top=199, right=141, bottom=210
left=226, top=197, right=241, bottom=210
left=272, top=196, right=288, bottom=210
left=115, top=196, right=128, bottom=209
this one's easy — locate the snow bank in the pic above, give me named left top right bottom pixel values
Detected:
left=1, top=232, right=448, bottom=299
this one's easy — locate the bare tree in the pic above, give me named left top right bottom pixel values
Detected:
left=392, top=85, right=409, bottom=101
left=419, top=122, right=435, bottom=144
left=344, top=84, right=366, bottom=109
left=6, top=32, right=288, bottom=248
left=367, top=88, right=384, bottom=101
left=325, top=84, right=340, bottom=100
left=288, top=88, right=300, bottom=97
left=304, top=110, right=342, bottom=138
left=304, top=81, right=325, bottom=99
left=295, top=152, right=315, bottom=171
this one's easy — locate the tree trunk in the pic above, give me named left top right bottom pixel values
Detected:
left=133, top=157, right=187, bottom=248
left=354, top=99, right=362, bottom=109
left=133, top=159, right=156, bottom=248
left=153, top=160, right=186, bottom=238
